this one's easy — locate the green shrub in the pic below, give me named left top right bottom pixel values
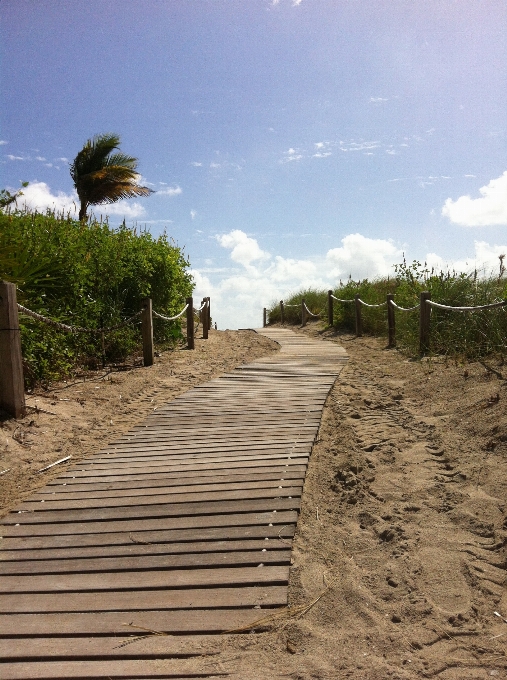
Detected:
left=0, top=208, right=193, bottom=386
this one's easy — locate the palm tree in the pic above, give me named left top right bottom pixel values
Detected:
left=70, top=133, right=153, bottom=221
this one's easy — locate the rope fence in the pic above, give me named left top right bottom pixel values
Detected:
left=263, top=288, right=507, bottom=356
left=0, top=280, right=212, bottom=419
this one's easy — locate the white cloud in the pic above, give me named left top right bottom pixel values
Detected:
left=217, top=230, right=270, bottom=267
left=369, top=97, right=388, bottom=103
left=157, top=185, right=182, bottom=196
left=280, top=147, right=303, bottom=163
left=442, top=171, right=507, bottom=226
left=326, top=234, right=402, bottom=281
left=190, top=210, right=197, bottom=220
left=0, top=140, right=7, bottom=145
left=6, top=154, right=27, bottom=161
left=190, top=162, right=203, bottom=167
left=15, top=181, right=145, bottom=219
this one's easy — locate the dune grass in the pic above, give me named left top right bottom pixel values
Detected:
left=267, top=259, right=507, bottom=360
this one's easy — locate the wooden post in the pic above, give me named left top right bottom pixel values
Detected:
left=387, top=294, right=396, bottom=348
left=186, top=296, right=194, bottom=349
left=354, top=294, right=363, bottom=337
left=280, top=300, right=285, bottom=325
left=419, top=291, right=431, bottom=355
left=263, top=308, right=267, bottom=327
left=207, top=297, right=211, bottom=330
left=141, top=298, right=154, bottom=367
left=0, top=282, right=25, bottom=418
left=202, top=299, right=209, bottom=340
left=301, top=299, right=307, bottom=327
left=327, top=290, right=333, bottom=326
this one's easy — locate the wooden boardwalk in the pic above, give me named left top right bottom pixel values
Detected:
left=0, top=328, right=347, bottom=679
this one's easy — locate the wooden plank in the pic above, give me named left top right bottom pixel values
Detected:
left=0, top=580, right=288, bottom=612
left=0, top=565, right=289, bottom=593
left=0, top=635, right=225, bottom=660
left=1, top=657, right=232, bottom=679
left=1, top=540, right=291, bottom=576
left=35, top=470, right=305, bottom=497
left=19, top=485, right=302, bottom=511
left=5, top=497, right=301, bottom=528
left=1, top=503, right=300, bottom=537
left=1, top=549, right=290, bottom=576
left=50, top=454, right=309, bottom=480
left=0, top=513, right=297, bottom=550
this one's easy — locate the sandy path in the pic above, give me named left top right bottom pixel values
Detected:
left=1, top=324, right=507, bottom=678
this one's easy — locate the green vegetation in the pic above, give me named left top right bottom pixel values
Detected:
left=267, top=258, right=507, bottom=360
left=0, top=207, right=193, bottom=387
left=70, top=133, right=153, bottom=221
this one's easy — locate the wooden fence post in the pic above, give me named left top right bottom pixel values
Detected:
left=387, top=294, right=396, bottom=348
left=0, top=282, right=25, bottom=418
left=327, top=290, right=333, bottom=326
left=354, top=294, right=363, bottom=337
left=263, top=308, right=267, bottom=327
left=207, top=297, right=211, bottom=330
left=280, top=300, right=285, bottom=325
left=202, top=299, right=209, bottom=340
left=301, top=299, right=307, bottom=327
left=186, top=297, right=195, bottom=349
left=419, top=291, right=431, bottom=355
left=141, top=297, right=154, bottom=367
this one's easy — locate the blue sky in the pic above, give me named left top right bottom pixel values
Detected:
left=1, top=0, right=507, bottom=328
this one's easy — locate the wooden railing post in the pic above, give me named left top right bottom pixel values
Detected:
left=419, top=291, right=431, bottom=355
left=0, top=281, right=25, bottom=418
left=301, top=299, right=307, bottom=327
left=327, top=290, right=333, bottom=326
left=207, top=297, right=211, bottom=330
left=387, top=294, right=396, bottom=348
left=141, top=297, right=154, bottom=367
left=354, top=294, right=363, bottom=337
left=280, top=300, right=285, bottom=325
left=202, top=299, right=209, bottom=340
left=263, top=308, right=267, bottom=327
left=186, top=297, right=194, bottom=349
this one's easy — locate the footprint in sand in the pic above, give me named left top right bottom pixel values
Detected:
left=417, top=546, right=471, bottom=614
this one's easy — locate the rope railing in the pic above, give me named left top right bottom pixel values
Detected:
left=303, top=302, right=321, bottom=318
left=388, top=301, right=420, bottom=312
left=1, top=284, right=212, bottom=419
left=17, top=304, right=143, bottom=334
left=152, top=304, right=190, bottom=322
left=426, top=299, right=507, bottom=312
left=357, top=298, right=387, bottom=309
left=330, top=294, right=354, bottom=303
left=264, top=288, right=507, bottom=356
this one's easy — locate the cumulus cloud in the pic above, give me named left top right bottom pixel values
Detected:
left=217, top=230, right=270, bottom=267
left=442, top=171, right=507, bottom=226
left=6, top=154, right=27, bottom=161
left=15, top=181, right=145, bottom=219
left=0, top=140, right=7, bottom=145
left=326, top=234, right=402, bottom=281
left=157, top=185, right=182, bottom=196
